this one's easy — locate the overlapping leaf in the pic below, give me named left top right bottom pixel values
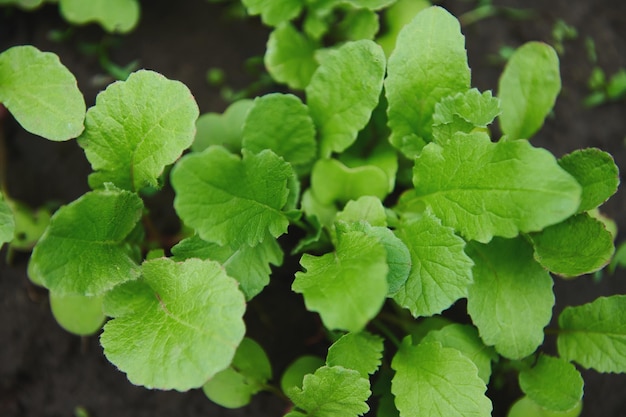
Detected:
left=557, top=295, right=626, bottom=373
left=0, top=45, right=85, bottom=141
left=49, top=292, right=105, bottom=336
left=171, top=147, right=294, bottom=248
left=59, top=0, right=140, bottom=33
left=101, top=258, right=246, bottom=391
left=29, top=187, right=143, bottom=296
left=326, top=331, right=384, bottom=377
left=78, top=70, right=199, bottom=191
left=412, top=132, right=581, bottom=242
left=193, top=99, right=253, bottom=153
left=306, top=40, right=386, bottom=156
left=467, top=237, right=554, bottom=359
left=0, top=193, right=14, bottom=248
left=241, top=0, right=303, bottom=26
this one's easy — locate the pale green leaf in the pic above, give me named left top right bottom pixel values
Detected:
left=193, top=99, right=253, bottom=153
left=101, top=258, right=246, bottom=391
left=293, top=229, right=388, bottom=332
left=498, top=42, right=561, bottom=140
left=518, top=354, right=583, bottom=412
left=242, top=93, right=316, bottom=174
left=171, top=234, right=283, bottom=300
left=508, top=397, right=582, bottom=417
left=242, top=0, right=303, bottom=26
left=0, top=45, right=85, bottom=141
left=311, top=158, right=389, bottom=205
left=558, top=148, right=620, bottom=212
left=265, top=23, right=319, bottom=90
left=306, top=40, right=386, bottom=156
left=422, top=323, right=497, bottom=383
left=301, top=189, right=338, bottom=229
left=385, top=6, right=470, bottom=157
left=59, top=0, right=140, bottom=33
left=335, top=196, right=387, bottom=227
left=281, top=356, right=325, bottom=393
left=288, top=366, right=371, bottom=417
left=337, top=9, right=379, bottom=41
left=171, top=147, right=293, bottom=248
left=7, top=201, right=51, bottom=251
left=0, top=0, right=45, bottom=9
left=78, top=70, right=199, bottom=191
left=391, top=340, right=492, bottom=417
left=376, top=0, right=431, bottom=56
left=342, top=0, right=396, bottom=9
left=203, top=337, right=272, bottom=408
left=0, top=193, right=14, bottom=248
left=49, top=292, right=105, bottom=336
left=529, top=213, right=615, bottom=278
left=467, top=237, right=554, bottom=359
left=557, top=295, right=626, bottom=373
left=29, top=188, right=143, bottom=296
left=412, top=132, right=581, bottom=243
left=392, top=213, right=473, bottom=318
left=326, top=331, right=384, bottom=377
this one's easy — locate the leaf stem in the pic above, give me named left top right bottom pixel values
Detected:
left=371, top=318, right=401, bottom=348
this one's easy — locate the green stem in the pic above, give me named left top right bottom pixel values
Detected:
left=372, top=318, right=401, bottom=348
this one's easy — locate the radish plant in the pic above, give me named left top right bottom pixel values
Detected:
left=1, top=6, right=624, bottom=417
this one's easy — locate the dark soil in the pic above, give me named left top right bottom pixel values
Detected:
left=1, top=0, right=626, bottom=416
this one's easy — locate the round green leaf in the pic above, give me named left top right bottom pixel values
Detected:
left=29, top=187, right=143, bottom=296
left=281, top=355, right=325, bottom=393
left=326, top=331, right=384, bottom=378
left=241, top=0, right=303, bottom=26
left=193, top=99, right=253, bottom=153
left=101, top=258, right=246, bottom=391
left=49, top=292, right=105, bottom=336
left=0, top=45, right=85, bottom=141
left=78, top=70, right=199, bottom=191
left=508, top=397, right=582, bottom=417
left=59, top=0, right=140, bottom=33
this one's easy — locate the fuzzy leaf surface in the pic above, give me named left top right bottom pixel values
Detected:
left=557, top=295, right=626, bottom=373
left=385, top=6, right=470, bottom=157
left=79, top=70, right=199, bottom=191
left=242, top=93, right=316, bottom=174
left=518, top=354, right=584, bottom=412
left=287, top=366, right=371, bottom=417
left=59, top=0, right=140, bottom=33
left=412, top=132, right=581, bottom=242
left=101, top=258, right=246, bottom=391
left=558, top=148, right=620, bottom=212
left=0, top=194, right=14, bottom=247
left=172, top=147, right=293, bottom=248
left=326, top=331, right=384, bottom=377
left=498, top=42, right=561, bottom=140
left=29, top=188, right=143, bottom=296
left=393, top=213, right=473, bottom=318
left=293, top=230, right=388, bottom=332
left=242, top=0, right=303, bottom=26
left=265, top=23, right=319, bottom=90
left=306, top=40, right=385, bottom=156
left=0, top=45, right=85, bottom=141
left=171, top=234, right=283, bottom=300
left=391, top=340, right=492, bottom=417
left=529, top=213, right=614, bottom=277
left=467, top=237, right=554, bottom=359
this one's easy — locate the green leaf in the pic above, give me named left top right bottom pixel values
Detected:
left=241, top=0, right=303, bottom=26
left=422, top=323, right=497, bottom=384
left=8, top=201, right=51, bottom=251
left=293, top=229, right=388, bottom=332
left=281, top=355, right=325, bottom=393
left=311, top=158, right=390, bottom=205
left=265, top=23, right=319, bottom=90
left=59, top=0, right=140, bottom=33
left=342, top=0, right=396, bottom=9
left=193, top=99, right=253, bottom=153
left=337, top=9, right=379, bottom=41
left=101, top=258, right=246, bottom=391
left=392, top=213, right=474, bottom=318
left=498, top=42, right=561, bottom=140
left=335, top=196, right=387, bottom=227
left=49, top=292, right=105, bottom=336
left=508, top=397, right=582, bottom=417
left=412, top=132, right=581, bottom=243
left=0, top=193, right=14, bottom=248
left=287, top=366, right=371, bottom=417
left=391, top=340, right=492, bottom=417
left=558, top=148, right=620, bottom=212
left=528, top=213, right=615, bottom=277
left=0, top=45, right=85, bottom=141
left=518, top=354, right=584, bottom=412
left=78, top=70, right=199, bottom=191
left=467, top=237, right=554, bottom=359
left=385, top=6, right=470, bottom=157
left=376, top=0, right=431, bottom=56
left=171, top=234, right=283, bottom=300
left=326, top=331, right=384, bottom=377
left=242, top=93, right=317, bottom=174
left=171, top=147, right=294, bottom=248
left=0, top=0, right=45, bottom=9
left=557, top=295, right=626, bottom=373
left=29, top=187, right=143, bottom=296
left=306, top=40, right=386, bottom=156
left=203, top=337, right=272, bottom=408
